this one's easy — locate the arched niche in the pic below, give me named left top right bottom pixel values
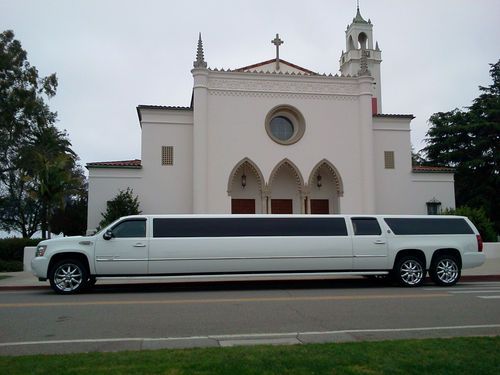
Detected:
left=227, top=158, right=266, bottom=214
left=268, top=159, right=305, bottom=214
left=307, top=159, right=344, bottom=214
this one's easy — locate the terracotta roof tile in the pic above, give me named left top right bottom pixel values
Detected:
left=373, top=114, right=415, bottom=119
left=412, top=165, right=455, bottom=173
left=86, top=159, right=142, bottom=169
left=137, top=105, right=192, bottom=110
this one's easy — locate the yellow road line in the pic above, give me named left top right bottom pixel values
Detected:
left=0, top=293, right=450, bottom=308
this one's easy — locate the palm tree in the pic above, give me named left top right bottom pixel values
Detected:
left=20, top=125, right=81, bottom=238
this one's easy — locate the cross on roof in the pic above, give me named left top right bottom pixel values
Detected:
left=271, top=33, right=283, bottom=70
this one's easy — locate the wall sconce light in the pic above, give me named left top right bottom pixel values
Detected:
left=241, top=173, right=247, bottom=188
left=316, top=174, right=322, bottom=188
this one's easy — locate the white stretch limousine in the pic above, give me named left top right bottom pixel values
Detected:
left=31, top=214, right=486, bottom=294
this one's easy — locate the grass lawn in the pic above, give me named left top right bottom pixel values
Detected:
left=1, top=336, right=499, bottom=374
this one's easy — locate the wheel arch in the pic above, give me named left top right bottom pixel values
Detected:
left=48, top=252, right=92, bottom=277
left=431, top=248, right=462, bottom=269
left=393, top=249, right=427, bottom=270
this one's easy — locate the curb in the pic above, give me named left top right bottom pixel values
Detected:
left=460, top=275, right=500, bottom=282
left=1, top=275, right=499, bottom=291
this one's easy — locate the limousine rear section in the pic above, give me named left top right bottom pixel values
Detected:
left=31, top=214, right=486, bottom=294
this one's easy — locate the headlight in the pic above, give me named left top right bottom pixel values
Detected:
left=36, top=245, right=47, bottom=257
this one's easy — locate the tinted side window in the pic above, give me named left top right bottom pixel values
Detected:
left=352, top=218, right=381, bottom=235
left=112, top=220, right=146, bottom=238
left=153, top=218, right=348, bottom=237
left=384, top=218, right=474, bottom=235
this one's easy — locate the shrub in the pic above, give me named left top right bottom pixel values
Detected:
left=442, top=206, right=497, bottom=242
left=0, top=260, right=23, bottom=272
left=0, top=238, right=42, bottom=272
left=99, top=187, right=141, bottom=229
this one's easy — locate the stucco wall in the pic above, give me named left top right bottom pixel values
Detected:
left=203, top=71, right=369, bottom=214
left=373, top=116, right=455, bottom=214
left=87, top=168, right=143, bottom=232
left=139, top=109, right=194, bottom=215
left=86, top=109, right=194, bottom=233
left=410, top=173, right=456, bottom=214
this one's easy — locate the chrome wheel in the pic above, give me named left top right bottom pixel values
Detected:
left=397, top=258, right=424, bottom=286
left=431, top=255, right=461, bottom=286
left=50, top=261, right=87, bottom=294
left=435, top=259, right=459, bottom=284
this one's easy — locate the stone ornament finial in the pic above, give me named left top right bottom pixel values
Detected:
left=193, top=33, right=207, bottom=68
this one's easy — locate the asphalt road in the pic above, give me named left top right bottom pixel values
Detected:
left=1, top=278, right=500, bottom=356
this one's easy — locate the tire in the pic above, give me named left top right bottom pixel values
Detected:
left=49, top=259, right=88, bottom=294
left=394, top=256, right=425, bottom=287
left=88, top=276, right=97, bottom=287
left=430, top=255, right=461, bottom=286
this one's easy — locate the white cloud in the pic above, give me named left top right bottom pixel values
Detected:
left=2, top=0, right=499, bottom=166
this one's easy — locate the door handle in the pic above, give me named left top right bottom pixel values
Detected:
left=133, top=243, right=146, bottom=247
left=374, top=240, right=386, bottom=244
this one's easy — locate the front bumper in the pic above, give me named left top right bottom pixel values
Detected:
left=31, top=257, right=49, bottom=279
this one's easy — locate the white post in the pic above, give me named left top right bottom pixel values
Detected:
left=191, top=68, right=209, bottom=213
left=358, top=75, right=376, bottom=213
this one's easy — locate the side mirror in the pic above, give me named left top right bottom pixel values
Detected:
left=103, top=230, right=114, bottom=241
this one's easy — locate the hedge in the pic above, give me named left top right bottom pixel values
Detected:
left=0, top=238, right=42, bottom=272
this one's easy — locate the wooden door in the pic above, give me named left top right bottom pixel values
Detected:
left=311, top=199, right=329, bottom=214
left=271, top=199, right=293, bottom=214
left=231, top=199, right=256, bottom=214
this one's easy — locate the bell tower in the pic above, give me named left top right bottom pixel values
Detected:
left=340, top=5, right=382, bottom=113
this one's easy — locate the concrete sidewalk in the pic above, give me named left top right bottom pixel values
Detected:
left=1, top=257, right=499, bottom=290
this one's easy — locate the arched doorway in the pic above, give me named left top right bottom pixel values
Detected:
left=268, top=159, right=305, bottom=214
left=227, top=158, right=266, bottom=214
left=307, top=160, right=343, bottom=214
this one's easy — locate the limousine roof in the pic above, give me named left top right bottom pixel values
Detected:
left=118, top=214, right=468, bottom=220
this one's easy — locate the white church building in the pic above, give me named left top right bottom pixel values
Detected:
left=86, top=7, right=455, bottom=233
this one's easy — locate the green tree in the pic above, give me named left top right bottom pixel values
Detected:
left=0, top=170, right=41, bottom=238
left=99, top=188, right=141, bottom=229
left=49, top=170, right=87, bottom=236
left=49, top=194, right=88, bottom=237
left=0, top=29, right=58, bottom=237
left=20, top=126, right=82, bottom=238
left=423, top=60, right=500, bottom=234
left=0, top=30, right=86, bottom=238
left=0, top=30, right=57, bottom=176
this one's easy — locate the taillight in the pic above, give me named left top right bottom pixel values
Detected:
left=476, top=235, right=483, bottom=252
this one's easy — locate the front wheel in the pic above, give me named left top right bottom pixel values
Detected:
left=49, top=259, right=88, bottom=294
left=394, top=256, right=425, bottom=287
left=430, top=255, right=461, bottom=286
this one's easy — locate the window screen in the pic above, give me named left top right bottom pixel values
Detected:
left=384, top=218, right=473, bottom=235
left=352, top=218, right=382, bottom=235
left=162, top=146, right=173, bottom=165
left=384, top=151, right=395, bottom=169
left=153, top=218, right=348, bottom=238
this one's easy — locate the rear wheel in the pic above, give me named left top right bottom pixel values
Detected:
left=430, top=255, right=460, bottom=286
left=49, top=259, right=88, bottom=294
left=394, top=256, right=425, bottom=287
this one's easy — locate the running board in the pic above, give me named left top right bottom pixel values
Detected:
left=96, top=271, right=390, bottom=281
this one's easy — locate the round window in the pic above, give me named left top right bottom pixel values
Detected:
left=265, top=105, right=305, bottom=145
left=270, top=116, right=294, bottom=141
